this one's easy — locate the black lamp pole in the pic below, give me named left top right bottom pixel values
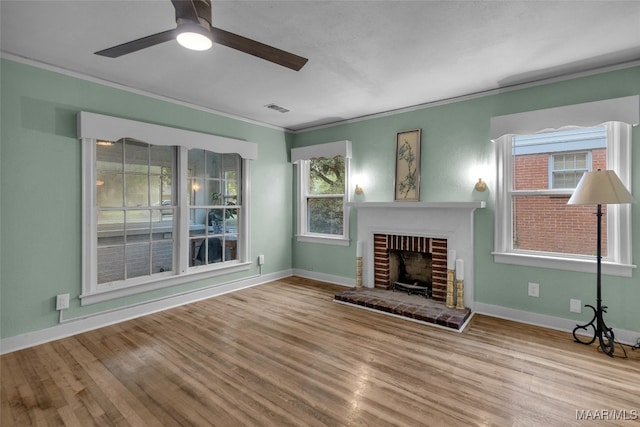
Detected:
left=572, top=203, right=615, bottom=356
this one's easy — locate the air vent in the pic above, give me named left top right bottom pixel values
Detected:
left=265, top=103, right=290, bottom=113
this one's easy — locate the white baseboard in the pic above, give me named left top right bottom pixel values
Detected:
left=291, top=269, right=355, bottom=287
left=0, top=270, right=293, bottom=355
left=475, top=302, right=640, bottom=347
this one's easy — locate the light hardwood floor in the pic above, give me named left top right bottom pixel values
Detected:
left=2, top=277, right=640, bottom=426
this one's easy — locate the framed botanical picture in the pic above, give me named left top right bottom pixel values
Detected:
left=394, top=129, right=421, bottom=201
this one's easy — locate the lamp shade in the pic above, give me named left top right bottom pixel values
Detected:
left=567, top=169, right=634, bottom=205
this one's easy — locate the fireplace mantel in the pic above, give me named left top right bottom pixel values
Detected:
left=349, top=201, right=485, bottom=210
left=351, top=200, right=485, bottom=310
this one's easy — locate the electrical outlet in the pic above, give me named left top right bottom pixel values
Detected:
left=258, top=254, right=265, bottom=265
left=56, top=294, right=70, bottom=310
left=527, top=282, right=539, bottom=297
left=570, top=299, right=582, bottom=313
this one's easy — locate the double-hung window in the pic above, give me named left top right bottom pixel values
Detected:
left=292, top=140, right=351, bottom=245
left=80, top=112, right=256, bottom=304
left=492, top=96, right=637, bottom=277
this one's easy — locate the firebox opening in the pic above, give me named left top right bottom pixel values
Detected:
left=389, top=250, right=432, bottom=297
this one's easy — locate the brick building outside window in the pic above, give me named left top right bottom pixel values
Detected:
left=511, top=126, right=607, bottom=257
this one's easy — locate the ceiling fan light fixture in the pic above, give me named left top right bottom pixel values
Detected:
left=176, top=22, right=212, bottom=51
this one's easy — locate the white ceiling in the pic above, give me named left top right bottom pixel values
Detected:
left=2, top=1, right=640, bottom=132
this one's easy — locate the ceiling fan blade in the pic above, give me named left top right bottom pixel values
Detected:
left=95, top=29, right=177, bottom=58
left=210, top=27, right=308, bottom=71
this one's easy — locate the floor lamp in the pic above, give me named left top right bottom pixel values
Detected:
left=567, top=169, right=634, bottom=356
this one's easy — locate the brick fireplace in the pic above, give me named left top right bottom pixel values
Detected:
left=373, top=234, right=448, bottom=302
left=351, top=201, right=485, bottom=310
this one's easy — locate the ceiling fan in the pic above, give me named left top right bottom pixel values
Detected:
left=95, top=0, right=308, bottom=71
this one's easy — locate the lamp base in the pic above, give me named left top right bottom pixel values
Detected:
left=572, top=303, right=615, bottom=357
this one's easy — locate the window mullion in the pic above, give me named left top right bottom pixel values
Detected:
left=177, top=147, right=190, bottom=274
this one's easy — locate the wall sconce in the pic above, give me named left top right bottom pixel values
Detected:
left=355, top=184, right=364, bottom=195
left=474, top=178, right=487, bottom=192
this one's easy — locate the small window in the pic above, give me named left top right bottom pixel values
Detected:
left=494, top=122, right=633, bottom=276
left=550, top=152, right=589, bottom=189
left=307, top=157, right=345, bottom=235
left=292, top=140, right=351, bottom=245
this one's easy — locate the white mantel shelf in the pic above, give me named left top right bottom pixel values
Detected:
left=348, top=201, right=485, bottom=209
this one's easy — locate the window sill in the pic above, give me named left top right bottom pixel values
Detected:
left=80, top=262, right=252, bottom=305
left=493, top=252, right=635, bottom=278
left=296, top=234, right=350, bottom=246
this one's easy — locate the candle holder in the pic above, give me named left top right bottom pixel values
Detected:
left=446, top=269, right=455, bottom=308
left=456, top=279, right=465, bottom=310
left=356, top=256, right=363, bottom=288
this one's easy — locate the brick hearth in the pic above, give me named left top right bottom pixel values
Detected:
left=334, top=287, right=471, bottom=330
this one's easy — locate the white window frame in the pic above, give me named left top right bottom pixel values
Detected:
left=493, top=119, right=634, bottom=277
left=79, top=112, right=257, bottom=305
left=292, top=140, right=352, bottom=246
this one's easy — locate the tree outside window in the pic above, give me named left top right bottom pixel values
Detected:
left=307, top=157, right=345, bottom=235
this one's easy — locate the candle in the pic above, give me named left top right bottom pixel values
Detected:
left=356, top=241, right=362, bottom=257
left=447, top=250, right=456, bottom=270
left=456, top=259, right=464, bottom=280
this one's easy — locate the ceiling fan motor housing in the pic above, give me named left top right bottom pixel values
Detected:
left=174, top=0, right=212, bottom=28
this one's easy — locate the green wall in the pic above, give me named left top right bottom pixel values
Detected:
left=0, top=58, right=292, bottom=339
left=2, top=56, right=639, bottom=342
left=291, top=65, right=640, bottom=333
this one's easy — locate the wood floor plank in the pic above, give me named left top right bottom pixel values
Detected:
left=2, top=277, right=640, bottom=426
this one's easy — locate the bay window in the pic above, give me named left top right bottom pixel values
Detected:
left=80, top=112, right=256, bottom=304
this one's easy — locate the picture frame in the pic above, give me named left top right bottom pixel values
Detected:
left=394, top=129, right=421, bottom=201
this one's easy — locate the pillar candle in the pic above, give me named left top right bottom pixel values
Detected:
left=456, top=259, right=464, bottom=280
left=447, top=250, right=456, bottom=270
left=356, top=241, right=362, bottom=257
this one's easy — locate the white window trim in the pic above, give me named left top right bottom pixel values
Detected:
left=493, top=121, right=634, bottom=277
left=79, top=112, right=256, bottom=305
left=292, top=140, right=352, bottom=246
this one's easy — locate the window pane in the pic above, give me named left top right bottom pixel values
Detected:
left=189, top=208, right=207, bottom=237
left=152, top=210, right=173, bottom=240
left=224, top=236, right=238, bottom=261
left=308, top=197, right=343, bottom=235
left=225, top=208, right=238, bottom=233
left=97, top=211, right=124, bottom=247
left=96, top=139, right=123, bottom=172
left=208, top=208, right=225, bottom=234
left=207, top=180, right=223, bottom=205
left=512, top=195, right=607, bottom=257
left=97, top=246, right=124, bottom=283
left=207, top=152, right=222, bottom=179
left=126, top=210, right=150, bottom=243
left=189, top=178, right=204, bottom=205
left=150, top=145, right=173, bottom=175
left=152, top=241, right=173, bottom=273
left=96, top=172, right=123, bottom=207
left=126, top=243, right=150, bottom=278
left=124, top=139, right=149, bottom=173
left=188, top=149, right=206, bottom=178
left=309, top=157, right=345, bottom=195
left=126, top=173, right=149, bottom=207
